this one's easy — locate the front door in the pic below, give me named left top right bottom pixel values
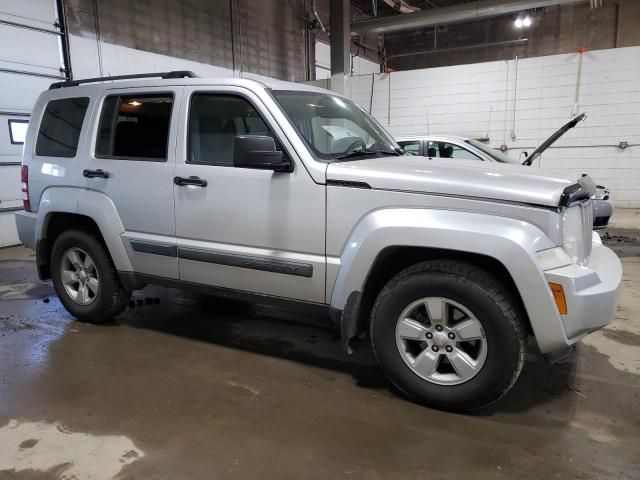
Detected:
left=82, top=86, right=181, bottom=279
left=173, top=86, right=326, bottom=303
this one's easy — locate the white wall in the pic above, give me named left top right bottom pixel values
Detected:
left=314, top=41, right=379, bottom=80
left=347, top=46, right=640, bottom=207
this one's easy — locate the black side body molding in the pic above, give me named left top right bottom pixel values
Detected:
left=178, top=247, right=313, bottom=278
left=130, top=240, right=177, bottom=257
left=127, top=240, right=312, bottom=278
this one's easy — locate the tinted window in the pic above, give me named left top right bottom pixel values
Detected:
left=36, top=97, right=89, bottom=157
left=188, top=94, right=272, bottom=166
left=9, top=119, right=29, bottom=145
left=96, top=94, right=173, bottom=160
left=398, top=140, right=420, bottom=156
left=426, top=141, right=481, bottom=161
left=272, top=90, right=398, bottom=161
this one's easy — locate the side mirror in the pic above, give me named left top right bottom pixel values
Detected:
left=234, top=135, right=292, bottom=172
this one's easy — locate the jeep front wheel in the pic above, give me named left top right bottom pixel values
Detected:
left=50, top=229, right=131, bottom=323
left=370, top=260, right=526, bottom=411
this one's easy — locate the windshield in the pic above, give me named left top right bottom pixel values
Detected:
left=272, top=90, right=399, bottom=161
left=465, top=140, right=518, bottom=164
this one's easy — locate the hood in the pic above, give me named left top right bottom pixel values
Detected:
left=522, top=113, right=586, bottom=166
left=327, top=156, right=582, bottom=207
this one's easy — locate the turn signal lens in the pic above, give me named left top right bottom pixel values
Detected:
left=549, top=283, right=567, bottom=315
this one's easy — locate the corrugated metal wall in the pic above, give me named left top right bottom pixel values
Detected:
left=65, top=0, right=308, bottom=82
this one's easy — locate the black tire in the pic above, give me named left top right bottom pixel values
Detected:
left=370, top=260, right=526, bottom=411
left=50, top=229, right=131, bottom=323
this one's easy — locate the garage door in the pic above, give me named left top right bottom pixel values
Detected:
left=0, top=0, right=68, bottom=246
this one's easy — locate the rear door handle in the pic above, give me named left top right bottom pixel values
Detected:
left=174, top=176, right=207, bottom=187
left=83, top=169, right=109, bottom=178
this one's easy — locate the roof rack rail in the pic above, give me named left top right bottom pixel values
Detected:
left=49, top=70, right=197, bottom=89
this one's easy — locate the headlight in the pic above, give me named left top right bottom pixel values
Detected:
left=561, top=203, right=593, bottom=265
left=562, top=205, right=582, bottom=263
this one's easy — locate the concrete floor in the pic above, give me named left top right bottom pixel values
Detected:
left=0, top=229, right=639, bottom=479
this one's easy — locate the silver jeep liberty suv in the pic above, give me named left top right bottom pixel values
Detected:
left=16, top=71, right=622, bottom=411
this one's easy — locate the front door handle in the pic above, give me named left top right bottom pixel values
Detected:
left=174, top=176, right=207, bottom=187
left=83, top=169, right=109, bottom=178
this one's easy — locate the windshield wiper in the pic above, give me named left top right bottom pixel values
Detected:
left=334, top=148, right=402, bottom=161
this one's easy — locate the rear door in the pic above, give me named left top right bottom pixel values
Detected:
left=81, top=87, right=181, bottom=279
left=172, top=86, right=326, bottom=303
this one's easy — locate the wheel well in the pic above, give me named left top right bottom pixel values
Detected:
left=37, top=213, right=103, bottom=279
left=355, top=246, right=531, bottom=338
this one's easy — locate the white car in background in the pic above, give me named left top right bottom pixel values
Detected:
left=396, top=114, right=613, bottom=229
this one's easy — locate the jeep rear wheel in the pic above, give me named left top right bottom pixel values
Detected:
left=370, top=260, right=526, bottom=411
left=51, top=229, right=131, bottom=323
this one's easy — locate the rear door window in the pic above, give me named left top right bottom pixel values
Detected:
left=96, top=94, right=173, bottom=160
left=36, top=97, right=90, bottom=157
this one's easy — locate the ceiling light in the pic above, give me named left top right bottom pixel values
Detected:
left=128, top=100, right=142, bottom=107
left=523, top=16, right=532, bottom=27
left=514, top=17, right=523, bottom=28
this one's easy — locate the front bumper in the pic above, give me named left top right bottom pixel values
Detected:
left=544, top=235, right=622, bottom=345
left=14, top=210, right=37, bottom=250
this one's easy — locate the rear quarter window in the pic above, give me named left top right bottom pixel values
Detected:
left=36, top=97, right=90, bottom=157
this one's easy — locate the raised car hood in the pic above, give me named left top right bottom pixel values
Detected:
left=327, top=156, right=577, bottom=207
left=523, top=113, right=586, bottom=166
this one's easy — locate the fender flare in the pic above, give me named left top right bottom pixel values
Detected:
left=36, top=187, right=133, bottom=272
left=329, top=208, right=569, bottom=354
left=77, top=189, right=133, bottom=271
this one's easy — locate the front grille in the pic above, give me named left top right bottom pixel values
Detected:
left=581, top=200, right=594, bottom=265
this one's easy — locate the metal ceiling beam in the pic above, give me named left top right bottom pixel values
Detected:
left=351, top=0, right=585, bottom=34
left=330, top=0, right=351, bottom=94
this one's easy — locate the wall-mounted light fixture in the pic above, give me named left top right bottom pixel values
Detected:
left=514, top=15, right=532, bottom=28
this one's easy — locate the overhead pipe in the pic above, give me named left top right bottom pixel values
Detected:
left=385, top=37, right=528, bottom=60
left=351, top=0, right=586, bottom=34
left=381, top=0, right=420, bottom=14
left=312, top=0, right=326, bottom=32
